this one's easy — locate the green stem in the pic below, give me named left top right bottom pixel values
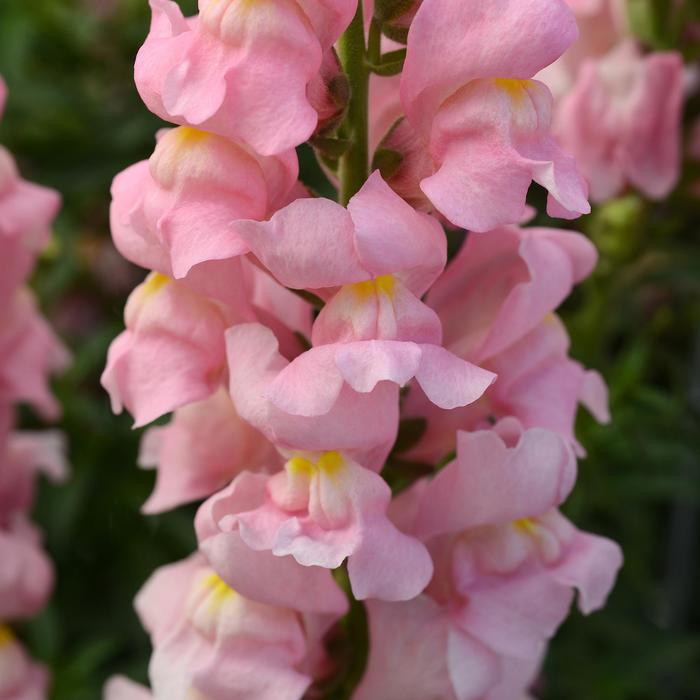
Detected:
left=337, top=2, right=370, bottom=206
left=367, top=18, right=382, bottom=66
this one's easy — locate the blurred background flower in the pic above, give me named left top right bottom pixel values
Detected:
left=0, top=0, right=698, bottom=698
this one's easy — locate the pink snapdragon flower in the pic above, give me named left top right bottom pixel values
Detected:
left=0, top=290, right=70, bottom=420
left=557, top=0, right=629, bottom=79
left=138, top=387, right=275, bottom=514
left=135, top=0, right=355, bottom=154
left=0, top=145, right=61, bottom=305
left=355, top=420, right=621, bottom=700
left=428, top=224, right=598, bottom=363
left=408, top=316, right=609, bottom=463
left=110, top=126, right=298, bottom=279
left=0, top=517, right=54, bottom=621
left=101, top=272, right=243, bottom=427
left=0, top=627, right=49, bottom=700
left=102, top=259, right=313, bottom=428
left=0, top=430, right=68, bottom=522
left=197, top=450, right=433, bottom=601
left=555, top=41, right=683, bottom=202
left=135, top=553, right=344, bottom=700
left=404, top=225, right=607, bottom=461
left=235, top=172, right=496, bottom=413
left=391, top=0, right=590, bottom=230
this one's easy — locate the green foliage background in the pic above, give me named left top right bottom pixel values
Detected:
left=0, top=1, right=698, bottom=698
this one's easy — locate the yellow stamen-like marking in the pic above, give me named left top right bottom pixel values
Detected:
left=493, top=78, right=531, bottom=102
left=287, top=451, right=346, bottom=477
left=0, top=625, right=15, bottom=647
left=201, top=573, right=236, bottom=613
left=317, top=450, right=345, bottom=476
left=513, top=517, right=539, bottom=536
left=288, top=456, right=316, bottom=476
left=141, top=272, right=170, bottom=298
left=174, top=126, right=209, bottom=148
left=351, top=274, right=396, bottom=301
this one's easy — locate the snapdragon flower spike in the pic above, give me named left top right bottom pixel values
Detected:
left=394, top=0, right=590, bottom=230
left=356, top=420, right=621, bottom=700
left=555, top=41, right=683, bottom=202
left=111, top=126, right=298, bottom=279
left=135, top=0, right=355, bottom=155
left=235, top=172, right=496, bottom=412
left=198, top=449, right=433, bottom=601
left=0, top=290, right=70, bottom=420
left=0, top=145, right=61, bottom=305
left=139, top=387, right=275, bottom=514
left=0, top=626, right=49, bottom=700
left=135, top=554, right=343, bottom=700
left=0, top=517, right=54, bottom=621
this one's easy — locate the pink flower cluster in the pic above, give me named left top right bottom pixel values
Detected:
left=0, top=75, right=69, bottom=700
left=539, top=0, right=684, bottom=202
left=100, top=1, right=649, bottom=698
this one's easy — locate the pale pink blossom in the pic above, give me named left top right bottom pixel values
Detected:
left=556, top=41, right=683, bottom=201
left=0, top=517, right=54, bottom=621
left=110, top=126, right=298, bottom=279
left=428, top=224, right=598, bottom=363
left=404, top=225, right=606, bottom=461
left=139, top=387, right=275, bottom=514
left=234, top=173, right=496, bottom=412
left=355, top=420, right=621, bottom=700
left=0, top=627, right=49, bottom=700
left=0, top=290, right=70, bottom=420
left=135, top=0, right=355, bottom=154
left=407, top=316, right=609, bottom=463
left=0, top=430, right=68, bottom=522
left=101, top=272, right=241, bottom=427
left=393, top=0, right=590, bottom=230
left=354, top=597, right=546, bottom=700
left=134, top=553, right=344, bottom=700
left=0, top=145, right=61, bottom=304
left=101, top=257, right=315, bottom=428
left=556, top=0, right=629, bottom=79
left=197, top=450, right=433, bottom=601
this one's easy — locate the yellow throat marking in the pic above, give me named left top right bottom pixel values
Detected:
left=351, top=274, right=396, bottom=301
left=288, top=451, right=345, bottom=477
left=513, top=518, right=539, bottom=536
left=493, top=78, right=531, bottom=102
left=141, top=272, right=170, bottom=298
left=201, top=573, right=236, bottom=612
